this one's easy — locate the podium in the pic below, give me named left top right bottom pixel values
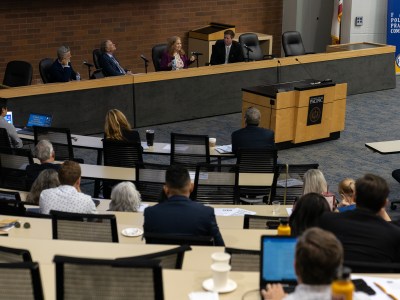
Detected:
left=242, top=80, right=347, bottom=147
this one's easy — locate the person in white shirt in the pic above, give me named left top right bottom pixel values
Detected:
left=40, top=160, right=96, bottom=214
left=0, top=98, right=23, bottom=148
left=261, top=227, right=369, bottom=300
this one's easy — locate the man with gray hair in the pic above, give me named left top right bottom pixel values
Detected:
left=49, top=45, right=78, bottom=82
left=26, top=140, right=60, bottom=185
left=231, top=106, right=275, bottom=153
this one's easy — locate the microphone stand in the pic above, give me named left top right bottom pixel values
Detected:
left=194, top=53, right=200, bottom=68
left=143, top=60, right=148, bottom=74
left=85, top=65, right=92, bottom=78
left=245, top=48, right=251, bottom=62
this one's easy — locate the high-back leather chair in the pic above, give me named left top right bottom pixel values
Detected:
left=152, top=44, right=167, bottom=71
left=38, top=58, right=53, bottom=84
left=92, top=49, right=102, bottom=69
left=282, top=31, right=307, bottom=57
left=3, top=60, right=33, bottom=87
left=238, top=33, right=267, bottom=62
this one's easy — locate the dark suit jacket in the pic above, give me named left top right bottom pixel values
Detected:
left=143, top=195, right=225, bottom=246
left=231, top=125, right=275, bottom=154
left=49, top=60, right=77, bottom=83
left=319, top=208, right=400, bottom=263
left=159, top=51, right=192, bottom=71
left=99, top=53, right=125, bottom=76
left=210, top=40, right=244, bottom=65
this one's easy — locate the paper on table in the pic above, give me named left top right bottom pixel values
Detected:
left=141, top=142, right=149, bottom=150
left=214, top=208, right=256, bottom=216
left=137, top=203, right=149, bottom=212
left=189, top=291, right=219, bottom=300
left=352, top=275, right=400, bottom=299
left=276, top=178, right=304, bottom=187
left=286, top=208, right=293, bottom=216
left=215, top=145, right=232, bottom=154
left=163, top=144, right=189, bottom=151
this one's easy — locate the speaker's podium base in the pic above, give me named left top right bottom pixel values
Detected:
left=242, top=79, right=347, bottom=149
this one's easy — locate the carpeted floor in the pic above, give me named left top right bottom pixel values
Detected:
left=78, top=76, right=400, bottom=218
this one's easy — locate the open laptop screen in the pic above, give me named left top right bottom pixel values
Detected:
left=260, top=235, right=297, bottom=288
left=5, top=111, right=13, bottom=125
left=26, top=113, right=52, bottom=128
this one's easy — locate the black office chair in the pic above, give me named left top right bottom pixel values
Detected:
left=243, top=214, right=281, bottom=229
left=51, top=210, right=119, bottom=243
left=33, top=126, right=82, bottom=162
left=144, top=232, right=215, bottom=246
left=38, top=58, right=53, bottom=84
left=170, top=132, right=210, bottom=170
left=0, top=128, right=12, bottom=149
left=391, top=169, right=400, bottom=210
left=237, top=148, right=278, bottom=204
left=91, top=49, right=106, bottom=79
left=0, top=147, right=33, bottom=191
left=152, top=44, right=167, bottom=71
left=117, top=245, right=192, bottom=269
left=275, top=163, right=319, bottom=205
left=54, top=255, right=164, bottom=300
left=0, top=262, right=44, bottom=300
left=192, top=163, right=239, bottom=205
left=135, top=162, right=169, bottom=202
left=0, top=245, right=32, bottom=262
left=225, top=247, right=260, bottom=272
left=3, top=60, right=33, bottom=87
left=282, top=31, right=313, bottom=57
left=238, top=33, right=273, bottom=62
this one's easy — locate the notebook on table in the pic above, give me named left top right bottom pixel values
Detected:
left=16, top=113, right=53, bottom=135
left=260, top=235, right=298, bottom=293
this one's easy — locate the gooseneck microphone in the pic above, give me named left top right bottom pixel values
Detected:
left=243, top=44, right=253, bottom=52
left=83, top=61, right=94, bottom=67
left=140, top=55, right=149, bottom=63
left=191, top=51, right=203, bottom=56
left=295, top=58, right=320, bottom=84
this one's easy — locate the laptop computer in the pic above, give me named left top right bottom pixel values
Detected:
left=4, top=111, right=13, bottom=125
left=260, top=235, right=298, bottom=293
left=17, top=113, right=53, bottom=135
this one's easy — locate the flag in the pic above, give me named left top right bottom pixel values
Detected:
left=331, top=0, right=343, bottom=44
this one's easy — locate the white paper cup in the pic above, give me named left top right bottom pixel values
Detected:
left=211, top=263, right=231, bottom=291
left=209, top=138, right=216, bottom=147
left=211, top=252, right=231, bottom=265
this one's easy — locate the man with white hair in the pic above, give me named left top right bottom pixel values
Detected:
left=49, top=45, right=78, bottom=82
left=26, top=140, right=60, bottom=184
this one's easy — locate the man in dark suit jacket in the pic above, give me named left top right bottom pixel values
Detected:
left=99, top=40, right=132, bottom=76
left=49, top=46, right=77, bottom=83
left=210, top=30, right=244, bottom=65
left=231, top=107, right=275, bottom=154
left=143, top=165, right=225, bottom=246
left=319, top=174, right=400, bottom=263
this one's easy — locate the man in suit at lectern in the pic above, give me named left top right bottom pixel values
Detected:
left=231, top=106, right=275, bottom=154
left=210, top=30, right=244, bottom=65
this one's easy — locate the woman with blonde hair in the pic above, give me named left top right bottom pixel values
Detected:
left=303, top=169, right=328, bottom=195
left=160, top=36, right=195, bottom=71
left=109, top=181, right=142, bottom=212
left=26, top=169, right=60, bottom=205
left=104, top=109, right=140, bottom=143
left=338, top=178, right=356, bottom=208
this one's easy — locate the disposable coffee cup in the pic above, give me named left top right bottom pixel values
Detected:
left=272, top=200, right=280, bottom=215
left=211, top=263, right=231, bottom=291
left=209, top=137, right=216, bottom=147
left=211, top=252, right=231, bottom=265
left=146, top=130, right=155, bottom=146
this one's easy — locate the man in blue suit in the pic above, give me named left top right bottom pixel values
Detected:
left=231, top=106, right=275, bottom=154
left=49, top=46, right=78, bottom=83
left=99, top=40, right=132, bottom=76
left=143, top=165, right=225, bottom=246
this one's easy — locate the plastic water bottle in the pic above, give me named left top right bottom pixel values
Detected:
left=277, top=218, right=291, bottom=236
left=331, top=267, right=354, bottom=300
left=171, top=58, right=176, bottom=70
left=76, top=73, right=81, bottom=81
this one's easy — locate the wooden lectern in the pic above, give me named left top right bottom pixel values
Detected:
left=242, top=80, right=347, bottom=148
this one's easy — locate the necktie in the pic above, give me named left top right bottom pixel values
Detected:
left=110, top=56, right=126, bottom=74
left=225, top=46, right=230, bottom=64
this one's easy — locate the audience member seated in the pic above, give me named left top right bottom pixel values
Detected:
left=261, top=228, right=369, bottom=300
left=39, top=160, right=96, bottom=214
left=210, top=29, right=244, bottom=65
left=26, top=169, right=60, bottom=205
left=231, top=107, right=275, bottom=154
left=0, top=98, right=23, bottom=148
left=319, top=173, right=400, bottom=263
left=104, top=109, right=140, bottom=143
left=49, top=46, right=78, bottom=83
left=109, top=181, right=141, bottom=212
left=303, top=169, right=327, bottom=195
left=143, top=165, right=225, bottom=246
left=26, top=140, right=60, bottom=184
left=289, top=193, right=330, bottom=236
left=160, top=36, right=195, bottom=71
left=99, top=40, right=132, bottom=76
